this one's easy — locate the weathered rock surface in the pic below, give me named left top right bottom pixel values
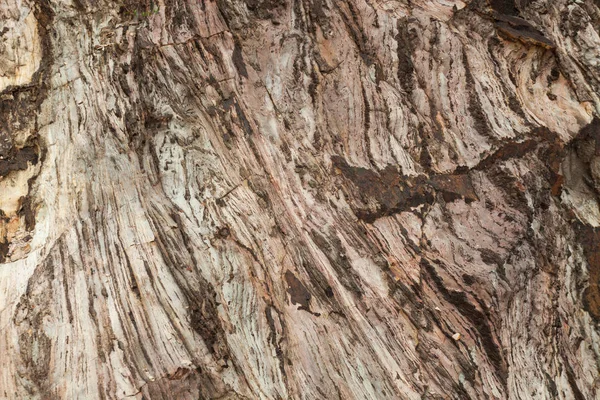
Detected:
left=1, top=0, right=600, bottom=398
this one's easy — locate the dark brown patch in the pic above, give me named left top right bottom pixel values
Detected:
left=284, top=270, right=312, bottom=310
left=0, top=145, right=38, bottom=178
left=324, top=286, right=334, bottom=298
left=572, top=118, right=600, bottom=160
left=479, top=248, right=504, bottom=266
left=475, top=139, right=538, bottom=171
left=232, top=39, right=248, bottom=79
left=493, top=14, right=555, bottom=49
left=576, top=223, right=600, bottom=321
left=19, top=193, right=37, bottom=231
left=430, top=174, right=478, bottom=203
left=540, top=139, right=567, bottom=197
left=0, top=240, right=9, bottom=263
left=217, top=226, right=230, bottom=238
left=395, top=18, right=415, bottom=94
left=243, top=0, right=287, bottom=20
left=309, top=0, right=330, bottom=34
left=489, top=0, right=518, bottom=15
left=331, top=156, right=434, bottom=222
left=550, top=174, right=565, bottom=196
left=332, top=156, right=478, bottom=222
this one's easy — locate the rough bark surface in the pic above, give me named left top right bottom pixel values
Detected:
left=1, top=0, right=600, bottom=398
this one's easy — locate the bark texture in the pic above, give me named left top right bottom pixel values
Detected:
left=1, top=0, right=600, bottom=398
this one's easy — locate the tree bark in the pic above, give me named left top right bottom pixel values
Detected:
left=1, top=0, right=600, bottom=398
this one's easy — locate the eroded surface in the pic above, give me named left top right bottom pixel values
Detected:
left=1, top=0, right=600, bottom=399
